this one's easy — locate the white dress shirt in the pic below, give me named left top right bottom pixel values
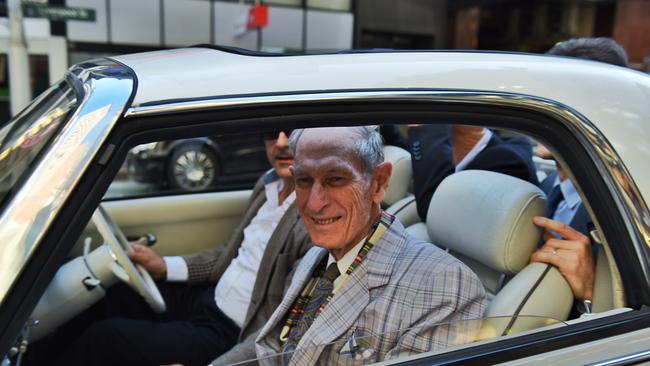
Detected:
left=551, top=175, right=582, bottom=225
left=454, top=129, right=493, bottom=172
left=327, top=238, right=365, bottom=288
left=164, top=172, right=295, bottom=327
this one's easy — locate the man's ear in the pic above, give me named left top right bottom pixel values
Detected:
left=371, top=162, right=392, bottom=205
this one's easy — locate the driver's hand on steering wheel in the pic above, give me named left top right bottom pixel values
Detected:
left=129, top=244, right=168, bottom=280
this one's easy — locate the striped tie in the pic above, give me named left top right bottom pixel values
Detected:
left=282, top=262, right=340, bottom=358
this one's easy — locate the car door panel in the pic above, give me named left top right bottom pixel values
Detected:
left=73, top=190, right=252, bottom=257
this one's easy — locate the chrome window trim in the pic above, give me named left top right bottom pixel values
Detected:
left=125, top=90, right=650, bottom=289
left=587, top=350, right=650, bottom=366
left=0, top=63, right=134, bottom=306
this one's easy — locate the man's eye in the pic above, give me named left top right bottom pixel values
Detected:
left=327, top=177, right=346, bottom=185
left=295, top=177, right=312, bottom=187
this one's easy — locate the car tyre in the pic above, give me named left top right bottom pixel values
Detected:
left=167, top=143, right=219, bottom=191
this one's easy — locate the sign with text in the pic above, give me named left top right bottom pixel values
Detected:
left=23, top=4, right=96, bottom=22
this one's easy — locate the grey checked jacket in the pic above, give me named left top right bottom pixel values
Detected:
left=255, top=217, right=487, bottom=366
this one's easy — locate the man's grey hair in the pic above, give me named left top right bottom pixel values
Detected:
left=547, top=37, right=629, bottom=67
left=288, top=126, right=384, bottom=175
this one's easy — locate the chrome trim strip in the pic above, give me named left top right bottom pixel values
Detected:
left=0, top=63, right=134, bottom=306
left=125, top=90, right=650, bottom=288
left=587, top=349, right=650, bottom=366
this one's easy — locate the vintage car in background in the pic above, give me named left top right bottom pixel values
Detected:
left=1, top=47, right=650, bottom=365
left=126, top=134, right=270, bottom=192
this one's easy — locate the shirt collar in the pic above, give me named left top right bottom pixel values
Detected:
left=327, top=237, right=366, bottom=275
left=455, top=128, right=493, bottom=172
left=263, top=169, right=280, bottom=185
left=263, top=169, right=295, bottom=207
left=553, top=175, right=582, bottom=210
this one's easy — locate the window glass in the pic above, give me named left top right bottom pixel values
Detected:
left=0, top=81, right=77, bottom=209
left=307, top=0, right=351, bottom=11
left=234, top=316, right=566, bottom=365
left=264, top=0, right=301, bottom=6
left=104, top=132, right=271, bottom=199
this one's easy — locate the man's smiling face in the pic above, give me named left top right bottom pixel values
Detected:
left=291, top=128, right=390, bottom=259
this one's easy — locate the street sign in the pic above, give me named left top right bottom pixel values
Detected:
left=22, top=4, right=96, bottom=22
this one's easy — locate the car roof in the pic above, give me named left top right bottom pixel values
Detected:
left=110, top=47, right=650, bottom=200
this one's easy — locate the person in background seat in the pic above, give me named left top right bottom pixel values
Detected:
left=408, top=123, right=538, bottom=221
left=532, top=37, right=629, bottom=314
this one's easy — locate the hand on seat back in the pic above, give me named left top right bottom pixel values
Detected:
left=530, top=216, right=595, bottom=301
left=129, top=244, right=167, bottom=280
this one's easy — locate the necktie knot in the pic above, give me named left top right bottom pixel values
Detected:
left=324, top=262, right=340, bottom=282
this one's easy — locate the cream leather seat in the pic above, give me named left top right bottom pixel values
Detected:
left=407, top=170, right=574, bottom=336
left=382, top=145, right=420, bottom=227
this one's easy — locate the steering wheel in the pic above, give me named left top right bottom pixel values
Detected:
left=92, top=205, right=166, bottom=313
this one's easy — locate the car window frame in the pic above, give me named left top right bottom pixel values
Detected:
left=4, top=89, right=650, bottom=363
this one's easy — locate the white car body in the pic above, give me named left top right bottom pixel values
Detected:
left=2, top=47, right=650, bottom=365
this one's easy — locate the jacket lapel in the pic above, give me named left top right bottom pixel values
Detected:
left=256, top=247, right=328, bottom=356
left=243, top=203, right=300, bottom=328
left=290, top=219, right=408, bottom=365
left=571, top=203, right=591, bottom=237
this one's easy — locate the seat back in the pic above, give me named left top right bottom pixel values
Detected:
left=421, top=170, right=574, bottom=335
left=382, top=145, right=420, bottom=226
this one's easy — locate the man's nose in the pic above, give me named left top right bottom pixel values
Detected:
left=306, top=182, right=329, bottom=213
left=276, top=132, right=289, bottom=148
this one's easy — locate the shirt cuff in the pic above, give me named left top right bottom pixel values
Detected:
left=164, top=256, right=189, bottom=282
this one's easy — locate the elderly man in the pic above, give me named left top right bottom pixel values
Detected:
left=255, top=126, right=486, bottom=365
left=29, top=131, right=311, bottom=366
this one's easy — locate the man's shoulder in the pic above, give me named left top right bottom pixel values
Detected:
left=383, top=233, right=485, bottom=307
left=385, top=219, right=472, bottom=276
left=399, top=236, right=466, bottom=272
left=394, top=226, right=481, bottom=282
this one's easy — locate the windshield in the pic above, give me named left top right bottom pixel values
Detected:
left=0, top=81, right=77, bottom=209
left=232, top=316, right=567, bottom=365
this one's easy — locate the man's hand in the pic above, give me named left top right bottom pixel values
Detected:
left=535, top=143, right=553, bottom=159
left=129, top=244, right=167, bottom=280
left=530, top=216, right=595, bottom=301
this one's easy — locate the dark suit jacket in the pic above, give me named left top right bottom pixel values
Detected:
left=540, top=171, right=591, bottom=237
left=409, top=125, right=539, bottom=221
left=182, top=173, right=312, bottom=343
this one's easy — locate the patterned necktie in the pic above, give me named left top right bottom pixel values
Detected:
left=546, top=184, right=564, bottom=218
left=282, top=262, right=341, bottom=357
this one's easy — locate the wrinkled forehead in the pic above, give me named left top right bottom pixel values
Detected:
left=294, top=128, right=364, bottom=171
left=296, top=128, right=358, bottom=156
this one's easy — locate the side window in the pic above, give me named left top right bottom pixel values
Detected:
left=104, top=132, right=271, bottom=199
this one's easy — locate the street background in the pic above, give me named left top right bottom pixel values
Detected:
left=2, top=0, right=648, bottom=198
left=1, top=0, right=649, bottom=123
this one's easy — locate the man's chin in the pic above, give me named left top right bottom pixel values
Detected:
left=312, top=240, right=342, bottom=251
left=273, top=165, right=292, bottom=178
left=309, top=232, right=344, bottom=250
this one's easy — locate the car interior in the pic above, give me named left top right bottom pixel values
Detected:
left=23, top=121, right=630, bottom=363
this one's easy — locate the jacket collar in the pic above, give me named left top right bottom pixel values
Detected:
left=288, top=218, right=408, bottom=361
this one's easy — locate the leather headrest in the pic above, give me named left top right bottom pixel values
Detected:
left=426, top=170, right=546, bottom=275
left=382, top=145, right=412, bottom=206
